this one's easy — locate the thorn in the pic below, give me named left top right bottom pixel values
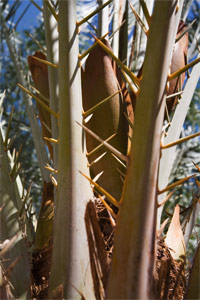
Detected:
left=30, top=0, right=43, bottom=12
left=129, top=1, right=149, bottom=36
left=78, top=32, right=110, bottom=60
left=42, top=121, right=52, bottom=134
left=168, top=57, right=200, bottom=81
left=28, top=33, right=47, bottom=53
left=83, top=90, right=122, bottom=118
left=43, top=137, right=59, bottom=144
left=116, top=168, right=126, bottom=179
left=76, top=0, right=112, bottom=27
left=161, top=132, right=200, bottom=149
left=157, top=218, right=169, bottom=237
left=175, top=19, right=196, bottom=43
left=46, top=0, right=58, bottom=22
left=109, top=19, right=126, bottom=40
left=98, top=194, right=117, bottom=220
left=123, top=112, right=133, bottom=129
left=79, top=170, right=120, bottom=208
left=158, top=174, right=196, bottom=194
left=87, top=152, right=107, bottom=168
left=192, top=161, right=200, bottom=172
left=17, top=83, right=58, bottom=119
left=120, top=69, right=139, bottom=95
left=139, top=0, right=151, bottom=27
left=92, top=35, right=141, bottom=87
left=164, top=103, right=171, bottom=125
left=45, top=164, right=58, bottom=174
left=194, top=177, right=200, bottom=188
left=30, top=85, right=49, bottom=104
left=157, top=190, right=175, bottom=207
left=76, top=121, right=129, bottom=163
left=166, top=90, right=183, bottom=99
left=50, top=174, right=58, bottom=187
left=111, top=153, right=127, bottom=169
left=31, top=55, right=58, bottom=68
left=86, top=133, right=117, bottom=157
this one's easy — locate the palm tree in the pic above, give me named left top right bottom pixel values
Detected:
left=0, top=0, right=199, bottom=299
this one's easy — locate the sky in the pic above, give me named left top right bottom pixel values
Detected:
left=8, top=0, right=42, bottom=32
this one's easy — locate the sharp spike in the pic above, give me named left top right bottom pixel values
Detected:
left=50, top=174, right=58, bottom=187
left=168, top=57, right=200, bottom=81
left=17, top=83, right=58, bottom=119
left=31, top=55, right=58, bottom=68
left=77, top=0, right=112, bottom=27
left=120, top=69, right=139, bottom=95
left=30, top=0, right=43, bottom=12
left=41, top=121, right=52, bottom=134
left=78, top=32, right=110, bottom=60
left=139, top=0, right=151, bottom=27
left=45, top=164, right=58, bottom=174
left=129, top=1, right=149, bottom=36
left=43, top=137, right=59, bottom=144
left=76, top=121, right=129, bottom=163
left=30, top=85, right=49, bottom=104
left=46, top=0, right=58, bottom=22
left=194, top=177, right=200, bottom=188
left=92, top=35, right=141, bottom=86
left=157, top=218, right=169, bottom=237
left=87, top=152, right=107, bottom=168
left=166, top=90, right=183, bottom=99
left=83, top=89, right=122, bottom=118
left=116, top=168, right=126, bottom=179
left=192, top=161, right=200, bottom=172
left=28, top=33, right=47, bottom=53
left=175, top=19, right=196, bottom=43
left=87, top=133, right=117, bottom=157
left=123, top=112, right=133, bottom=129
left=111, top=153, right=127, bottom=169
left=157, top=190, right=175, bottom=208
left=161, top=132, right=200, bottom=149
left=79, top=170, right=120, bottom=208
left=109, top=19, right=126, bottom=40
left=98, top=194, right=117, bottom=220
left=158, top=174, right=196, bottom=194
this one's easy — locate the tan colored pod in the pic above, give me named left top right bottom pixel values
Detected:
left=82, top=39, right=129, bottom=202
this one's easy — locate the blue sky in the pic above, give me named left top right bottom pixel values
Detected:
left=8, top=0, right=42, bottom=32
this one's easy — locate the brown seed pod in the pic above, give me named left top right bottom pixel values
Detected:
left=82, top=39, right=129, bottom=201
